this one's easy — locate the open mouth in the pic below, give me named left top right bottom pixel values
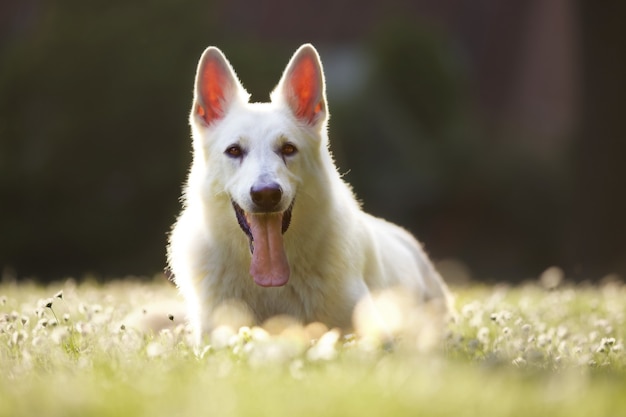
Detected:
left=232, top=200, right=294, bottom=287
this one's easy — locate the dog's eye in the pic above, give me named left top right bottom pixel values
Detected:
left=280, top=143, right=298, bottom=157
left=225, top=145, right=243, bottom=158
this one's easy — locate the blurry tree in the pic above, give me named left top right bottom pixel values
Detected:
left=331, top=21, right=568, bottom=280
left=568, top=1, right=626, bottom=278
left=1, top=1, right=624, bottom=281
left=0, top=0, right=218, bottom=278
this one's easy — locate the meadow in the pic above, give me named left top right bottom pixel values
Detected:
left=1, top=271, right=624, bottom=417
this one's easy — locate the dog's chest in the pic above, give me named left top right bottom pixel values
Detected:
left=212, top=270, right=349, bottom=327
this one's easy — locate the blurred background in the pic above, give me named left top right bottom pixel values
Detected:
left=1, top=0, right=624, bottom=283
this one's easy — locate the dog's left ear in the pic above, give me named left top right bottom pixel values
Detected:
left=273, top=44, right=327, bottom=126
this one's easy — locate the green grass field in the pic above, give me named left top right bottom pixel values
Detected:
left=1, top=275, right=625, bottom=417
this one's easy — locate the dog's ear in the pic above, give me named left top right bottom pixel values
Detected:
left=193, top=47, right=248, bottom=126
left=274, top=44, right=327, bottom=126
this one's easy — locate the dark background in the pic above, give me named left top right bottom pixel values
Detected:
left=1, top=1, right=625, bottom=282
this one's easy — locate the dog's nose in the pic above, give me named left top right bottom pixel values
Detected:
left=250, top=182, right=282, bottom=211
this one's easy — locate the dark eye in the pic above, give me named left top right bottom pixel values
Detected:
left=225, top=144, right=244, bottom=158
left=280, top=143, right=298, bottom=157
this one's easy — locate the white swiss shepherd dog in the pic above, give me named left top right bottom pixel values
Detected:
left=168, top=44, right=452, bottom=345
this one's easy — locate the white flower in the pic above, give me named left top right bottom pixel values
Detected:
left=307, top=329, right=340, bottom=361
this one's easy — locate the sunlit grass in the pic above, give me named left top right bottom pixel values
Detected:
left=1, top=274, right=625, bottom=417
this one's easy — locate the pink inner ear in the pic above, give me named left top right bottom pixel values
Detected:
left=288, top=54, right=323, bottom=124
left=197, top=59, right=230, bottom=125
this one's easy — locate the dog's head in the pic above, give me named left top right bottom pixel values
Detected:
left=189, top=44, right=328, bottom=288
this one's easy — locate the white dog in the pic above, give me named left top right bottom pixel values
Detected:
left=168, top=44, right=451, bottom=343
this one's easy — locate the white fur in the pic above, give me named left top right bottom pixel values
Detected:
left=168, top=44, right=451, bottom=343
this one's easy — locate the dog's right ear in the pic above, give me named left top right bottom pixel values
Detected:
left=272, top=44, right=327, bottom=127
left=193, top=47, right=248, bottom=126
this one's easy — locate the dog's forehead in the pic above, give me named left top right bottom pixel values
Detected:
left=220, top=103, right=297, bottom=143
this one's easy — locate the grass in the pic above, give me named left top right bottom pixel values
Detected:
left=0, top=274, right=625, bottom=417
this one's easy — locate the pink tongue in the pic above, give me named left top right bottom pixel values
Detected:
left=248, top=213, right=290, bottom=287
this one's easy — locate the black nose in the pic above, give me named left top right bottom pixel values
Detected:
left=250, top=182, right=282, bottom=211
